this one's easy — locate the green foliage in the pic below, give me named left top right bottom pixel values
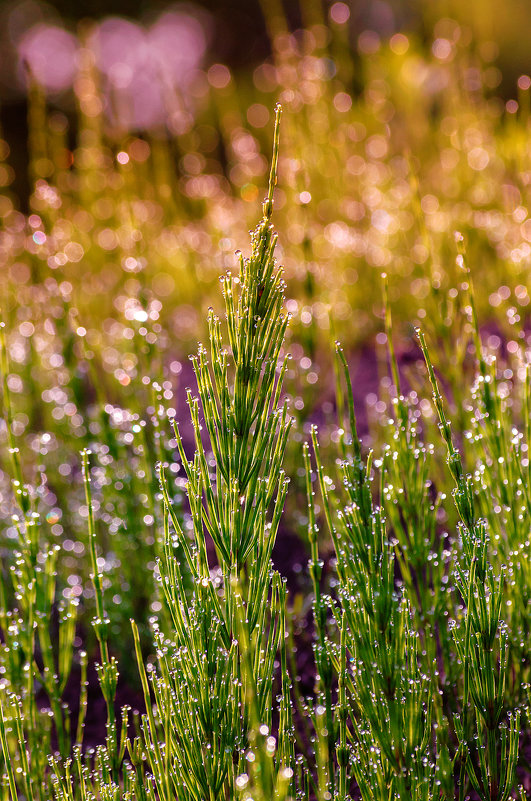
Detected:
left=0, top=6, right=530, bottom=800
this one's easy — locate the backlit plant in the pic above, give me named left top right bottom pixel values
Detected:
left=0, top=4, right=529, bottom=799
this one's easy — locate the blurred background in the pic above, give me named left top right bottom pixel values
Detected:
left=1, top=0, right=531, bottom=205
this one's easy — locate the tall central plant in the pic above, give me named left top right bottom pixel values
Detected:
left=133, top=104, right=295, bottom=801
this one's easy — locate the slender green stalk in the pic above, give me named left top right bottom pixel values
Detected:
left=82, top=449, right=119, bottom=781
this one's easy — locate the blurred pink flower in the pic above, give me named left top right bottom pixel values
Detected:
left=90, top=8, right=208, bottom=130
left=18, top=23, right=78, bottom=92
left=90, top=17, right=148, bottom=87
left=89, top=17, right=164, bottom=129
left=16, top=5, right=209, bottom=130
left=148, top=10, right=207, bottom=82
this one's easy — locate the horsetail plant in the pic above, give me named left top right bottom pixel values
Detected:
left=81, top=449, right=120, bottom=782
left=132, top=104, right=295, bottom=800
left=307, top=343, right=436, bottom=800
left=456, top=236, right=531, bottom=676
left=381, top=277, right=449, bottom=664
left=0, top=325, right=81, bottom=800
left=418, top=328, right=520, bottom=801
